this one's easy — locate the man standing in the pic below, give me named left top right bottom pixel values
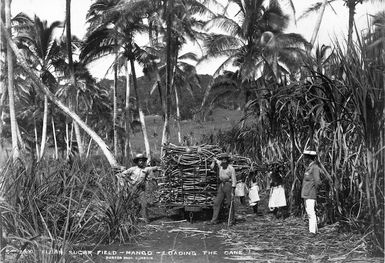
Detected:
left=121, top=153, right=159, bottom=223
left=301, top=149, right=321, bottom=235
left=208, top=153, right=237, bottom=225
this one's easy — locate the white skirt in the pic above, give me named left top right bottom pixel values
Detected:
left=235, top=182, right=246, bottom=197
left=268, top=185, right=286, bottom=208
left=248, top=185, right=260, bottom=206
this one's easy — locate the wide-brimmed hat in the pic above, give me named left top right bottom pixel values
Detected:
left=303, top=149, right=317, bottom=156
left=133, top=153, right=148, bottom=163
left=218, top=153, right=231, bottom=160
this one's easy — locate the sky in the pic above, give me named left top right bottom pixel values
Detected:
left=11, top=0, right=384, bottom=79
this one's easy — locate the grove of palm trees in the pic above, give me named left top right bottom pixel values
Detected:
left=0, top=0, right=384, bottom=262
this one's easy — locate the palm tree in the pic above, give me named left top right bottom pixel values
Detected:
left=12, top=13, right=62, bottom=160
left=150, top=0, right=215, bottom=148
left=82, top=0, right=152, bottom=160
left=65, top=0, right=85, bottom=159
left=145, top=47, right=202, bottom=143
left=201, top=0, right=309, bottom=111
left=0, top=22, right=120, bottom=167
left=5, top=0, right=19, bottom=161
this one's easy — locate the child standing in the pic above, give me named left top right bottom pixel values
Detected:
left=235, top=180, right=246, bottom=205
left=248, top=175, right=260, bottom=215
left=268, top=166, right=287, bottom=218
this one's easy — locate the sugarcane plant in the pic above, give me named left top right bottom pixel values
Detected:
left=210, top=13, right=384, bottom=254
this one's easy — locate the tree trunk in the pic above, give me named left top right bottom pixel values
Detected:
left=66, top=0, right=84, bottom=159
left=347, top=0, right=356, bottom=55
left=51, top=116, right=58, bottom=159
left=162, top=0, right=174, bottom=152
left=130, top=58, right=150, bottom=159
left=113, top=57, right=118, bottom=157
left=0, top=88, right=7, bottom=140
left=124, top=61, right=131, bottom=166
left=34, top=118, right=40, bottom=158
left=0, top=2, right=5, bottom=143
left=174, top=85, right=182, bottom=144
left=66, top=122, right=70, bottom=159
left=156, top=70, right=165, bottom=120
left=289, top=121, right=295, bottom=207
left=1, top=21, right=120, bottom=168
left=39, top=95, right=48, bottom=160
left=5, top=0, right=19, bottom=161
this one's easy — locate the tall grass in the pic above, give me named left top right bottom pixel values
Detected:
left=0, top=157, right=138, bottom=262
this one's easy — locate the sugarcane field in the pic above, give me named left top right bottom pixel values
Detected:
left=0, top=0, right=384, bottom=263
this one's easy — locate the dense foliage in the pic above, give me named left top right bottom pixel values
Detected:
left=0, top=0, right=383, bottom=260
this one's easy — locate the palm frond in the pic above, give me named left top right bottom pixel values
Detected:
left=204, top=34, right=243, bottom=57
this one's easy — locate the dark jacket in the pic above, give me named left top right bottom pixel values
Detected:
left=301, top=161, right=321, bottom=199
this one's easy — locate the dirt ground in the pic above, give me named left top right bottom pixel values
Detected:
left=92, top=193, right=384, bottom=263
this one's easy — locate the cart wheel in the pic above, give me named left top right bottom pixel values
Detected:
left=189, top=211, right=194, bottom=224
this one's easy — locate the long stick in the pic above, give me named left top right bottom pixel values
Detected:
left=227, top=192, right=234, bottom=227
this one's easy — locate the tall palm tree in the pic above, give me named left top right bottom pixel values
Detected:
left=5, top=0, right=19, bottom=160
left=12, top=13, right=62, bottom=160
left=82, top=0, right=152, bottom=160
left=201, top=0, right=308, bottom=109
left=65, top=0, right=85, bottom=159
left=151, top=0, right=215, bottom=148
left=144, top=47, right=202, bottom=143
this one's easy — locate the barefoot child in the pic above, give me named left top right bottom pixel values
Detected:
left=248, top=174, right=260, bottom=214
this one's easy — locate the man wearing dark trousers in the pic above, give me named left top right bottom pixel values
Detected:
left=208, top=153, right=237, bottom=225
left=120, top=153, right=159, bottom=223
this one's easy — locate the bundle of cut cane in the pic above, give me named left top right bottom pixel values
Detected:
left=158, top=144, right=222, bottom=205
left=158, top=144, right=253, bottom=206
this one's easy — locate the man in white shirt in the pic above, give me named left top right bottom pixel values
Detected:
left=208, top=153, right=237, bottom=225
left=120, top=153, right=159, bottom=223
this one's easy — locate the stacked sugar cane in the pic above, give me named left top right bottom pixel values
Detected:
left=159, top=143, right=221, bottom=206
left=158, top=143, right=252, bottom=207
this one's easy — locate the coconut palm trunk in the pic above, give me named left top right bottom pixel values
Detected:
left=5, top=0, right=19, bottom=160
left=0, top=2, right=5, bottom=141
left=130, top=58, right=150, bottom=159
left=124, top=61, right=132, bottom=165
left=113, top=59, right=118, bottom=157
left=39, top=96, right=48, bottom=160
left=0, top=84, right=6, bottom=139
left=51, top=116, right=58, bottom=159
left=1, top=21, right=120, bottom=168
left=155, top=69, right=165, bottom=120
left=346, top=0, right=356, bottom=54
left=66, top=0, right=84, bottom=159
left=162, top=0, right=174, bottom=152
left=174, top=85, right=182, bottom=144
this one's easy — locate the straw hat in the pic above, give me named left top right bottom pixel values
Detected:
left=133, top=153, right=148, bottom=163
left=218, top=153, right=231, bottom=160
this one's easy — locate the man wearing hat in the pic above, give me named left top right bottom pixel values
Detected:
left=208, top=153, right=237, bottom=225
left=301, top=149, right=321, bottom=236
left=121, top=153, right=160, bottom=223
